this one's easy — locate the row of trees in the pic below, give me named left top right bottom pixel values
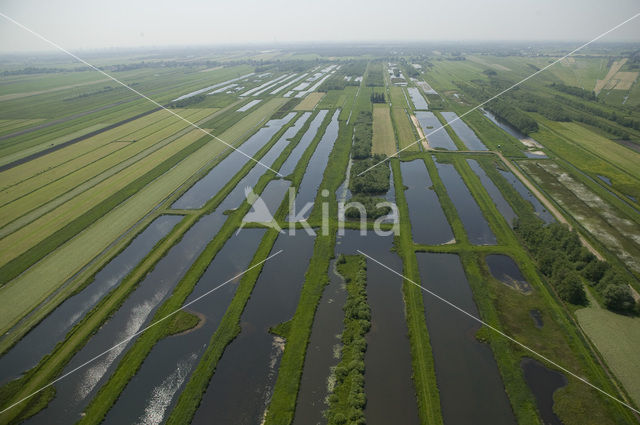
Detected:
left=349, top=156, right=390, bottom=193
left=486, top=98, right=539, bottom=135
left=514, top=217, right=637, bottom=313
left=550, top=83, right=597, bottom=100
left=326, top=255, right=370, bottom=425
left=168, top=93, right=206, bottom=108
left=370, top=92, right=385, bottom=103
left=351, top=111, right=373, bottom=159
left=365, top=63, right=384, bottom=87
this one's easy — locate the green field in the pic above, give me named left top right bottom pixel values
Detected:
left=576, top=290, right=640, bottom=407
left=372, top=104, right=397, bottom=155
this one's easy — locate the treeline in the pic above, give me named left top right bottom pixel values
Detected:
left=318, top=76, right=360, bottom=92
left=272, top=98, right=300, bottom=119
left=339, top=60, right=368, bottom=76
left=550, top=83, right=596, bottom=100
left=460, top=75, right=640, bottom=139
left=487, top=98, right=539, bottom=134
left=326, top=255, right=370, bottom=425
left=1, top=66, right=88, bottom=76
left=63, top=86, right=116, bottom=101
left=350, top=156, right=390, bottom=193
left=346, top=112, right=392, bottom=220
left=370, top=92, right=385, bottom=103
left=365, top=63, right=384, bottom=87
left=456, top=82, right=539, bottom=134
left=168, top=94, right=206, bottom=108
left=352, top=111, right=373, bottom=159
left=554, top=94, right=640, bottom=133
left=515, top=217, right=638, bottom=313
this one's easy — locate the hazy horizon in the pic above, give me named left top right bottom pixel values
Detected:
left=1, top=0, right=639, bottom=54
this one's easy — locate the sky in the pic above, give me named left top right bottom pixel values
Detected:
left=0, top=0, right=639, bottom=53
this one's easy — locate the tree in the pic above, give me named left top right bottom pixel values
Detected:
left=603, top=285, right=636, bottom=312
left=582, top=260, right=610, bottom=284
left=557, top=272, right=587, bottom=305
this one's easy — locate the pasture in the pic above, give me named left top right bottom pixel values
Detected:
left=372, top=104, right=397, bottom=156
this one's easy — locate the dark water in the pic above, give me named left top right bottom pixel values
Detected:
left=486, top=254, right=531, bottom=293
left=337, top=231, right=420, bottom=425
left=407, top=87, right=429, bottom=110
left=497, top=169, right=555, bottom=223
left=386, top=167, right=396, bottom=202
left=102, top=229, right=266, bottom=425
left=292, top=260, right=347, bottom=425
left=521, top=358, right=567, bottom=425
left=171, top=113, right=296, bottom=209
left=191, top=231, right=316, bottom=425
left=289, top=110, right=339, bottom=221
left=415, top=111, right=457, bottom=150
left=246, top=179, right=290, bottom=222
left=280, top=111, right=328, bottom=176
left=435, top=161, right=497, bottom=245
left=524, top=151, right=548, bottom=158
left=215, top=114, right=305, bottom=215
left=0, top=215, right=181, bottom=386
left=24, top=211, right=228, bottom=425
left=597, top=175, right=612, bottom=186
left=467, top=159, right=516, bottom=227
left=400, top=160, right=453, bottom=245
left=441, top=112, right=487, bottom=151
left=529, top=310, right=544, bottom=328
left=98, top=128, right=298, bottom=424
left=416, top=253, right=516, bottom=425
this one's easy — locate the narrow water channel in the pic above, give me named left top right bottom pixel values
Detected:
left=24, top=211, right=227, bottom=425
left=172, top=113, right=296, bottom=209
left=292, top=260, right=347, bottom=425
left=280, top=111, right=327, bottom=176
left=191, top=231, right=316, bottom=425
left=0, top=215, right=181, bottom=386
left=416, top=252, right=516, bottom=425
left=415, top=111, right=457, bottom=150
left=467, top=159, right=516, bottom=227
left=102, top=229, right=266, bottom=425
left=289, top=110, right=340, bottom=221
left=435, top=160, right=497, bottom=245
left=441, top=112, right=487, bottom=151
left=407, top=87, right=429, bottom=110
left=496, top=168, right=555, bottom=223
left=400, top=160, right=453, bottom=245
left=337, top=230, right=420, bottom=425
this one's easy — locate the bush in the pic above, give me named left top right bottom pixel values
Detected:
left=603, top=285, right=636, bottom=312
left=349, top=157, right=390, bottom=194
left=557, top=272, right=587, bottom=305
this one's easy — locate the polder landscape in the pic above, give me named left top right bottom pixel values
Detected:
left=1, top=28, right=640, bottom=425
